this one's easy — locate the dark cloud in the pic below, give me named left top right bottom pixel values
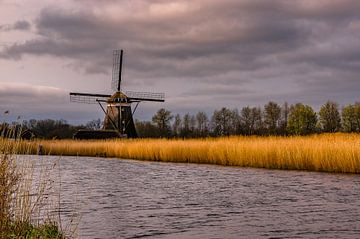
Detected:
left=0, top=1, right=312, bottom=76
left=1, top=0, right=360, bottom=121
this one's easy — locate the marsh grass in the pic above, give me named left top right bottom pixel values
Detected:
left=0, top=136, right=65, bottom=238
left=15, top=133, right=360, bottom=174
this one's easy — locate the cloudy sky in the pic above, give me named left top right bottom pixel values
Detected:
left=1, top=0, right=360, bottom=124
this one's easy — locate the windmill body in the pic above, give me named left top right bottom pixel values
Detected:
left=70, top=50, right=164, bottom=139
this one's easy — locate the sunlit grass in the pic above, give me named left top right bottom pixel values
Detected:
left=13, top=133, right=360, bottom=174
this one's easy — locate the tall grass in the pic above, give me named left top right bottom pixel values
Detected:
left=0, top=137, right=65, bottom=238
left=15, top=133, right=360, bottom=174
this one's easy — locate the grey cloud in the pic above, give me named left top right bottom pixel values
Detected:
left=13, top=20, right=31, bottom=30
left=1, top=0, right=360, bottom=121
left=0, top=82, right=104, bottom=123
left=0, top=1, right=311, bottom=76
left=0, top=83, right=68, bottom=104
left=0, top=20, right=31, bottom=31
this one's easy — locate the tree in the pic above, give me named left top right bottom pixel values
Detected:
left=86, top=118, right=102, bottom=130
left=279, top=102, right=289, bottom=135
left=26, top=119, right=79, bottom=139
left=190, top=115, right=196, bottom=133
left=211, top=107, right=235, bottom=136
left=264, top=101, right=281, bottom=134
left=181, top=113, right=192, bottom=137
left=287, top=103, right=317, bottom=135
left=152, top=108, right=173, bottom=137
left=230, top=109, right=242, bottom=135
left=319, top=101, right=341, bottom=132
left=135, top=120, right=159, bottom=138
left=196, top=111, right=209, bottom=137
left=240, top=106, right=262, bottom=135
left=341, top=103, right=360, bottom=132
left=172, top=114, right=182, bottom=137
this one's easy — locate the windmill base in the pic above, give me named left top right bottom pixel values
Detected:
left=73, top=130, right=127, bottom=140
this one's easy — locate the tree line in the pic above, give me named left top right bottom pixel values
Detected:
left=0, top=118, right=102, bottom=139
left=137, top=101, right=360, bottom=138
left=1, top=101, right=360, bottom=139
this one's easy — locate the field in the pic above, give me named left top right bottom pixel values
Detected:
left=11, top=133, right=360, bottom=174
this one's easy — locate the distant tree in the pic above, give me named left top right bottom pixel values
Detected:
left=240, top=106, right=262, bottom=135
left=211, top=107, right=234, bottom=136
left=135, top=120, right=159, bottom=138
left=240, top=106, right=252, bottom=135
left=172, top=114, right=182, bottom=137
left=279, top=102, right=290, bottom=135
left=319, top=101, right=341, bottom=132
left=181, top=113, right=192, bottom=137
left=86, top=118, right=102, bottom=130
left=341, top=103, right=360, bottom=132
left=190, top=115, right=196, bottom=133
left=152, top=108, right=173, bottom=137
left=26, top=119, right=78, bottom=139
left=287, top=103, right=317, bottom=135
left=195, top=111, right=209, bottom=137
left=264, top=101, right=281, bottom=134
left=230, top=109, right=242, bottom=135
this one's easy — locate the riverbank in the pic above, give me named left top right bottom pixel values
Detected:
left=13, top=133, right=360, bottom=174
left=0, top=139, right=65, bottom=238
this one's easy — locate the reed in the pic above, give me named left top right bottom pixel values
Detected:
left=15, top=133, right=360, bottom=174
left=0, top=137, right=65, bottom=238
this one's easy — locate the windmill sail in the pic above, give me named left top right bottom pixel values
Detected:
left=111, top=49, right=123, bottom=92
left=125, top=91, right=165, bottom=102
left=70, top=92, right=111, bottom=104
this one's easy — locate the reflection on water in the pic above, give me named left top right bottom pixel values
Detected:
left=19, top=155, right=360, bottom=239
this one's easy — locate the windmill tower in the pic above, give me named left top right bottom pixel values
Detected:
left=70, top=50, right=165, bottom=138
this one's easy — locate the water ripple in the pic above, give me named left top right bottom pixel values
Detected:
left=18, top=155, right=360, bottom=239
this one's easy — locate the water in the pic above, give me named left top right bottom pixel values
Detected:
left=19, top=155, right=360, bottom=238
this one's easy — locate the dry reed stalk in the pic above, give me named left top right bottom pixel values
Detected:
left=0, top=135, right=66, bottom=238
left=10, top=134, right=360, bottom=174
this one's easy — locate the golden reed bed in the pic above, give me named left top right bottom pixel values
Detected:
left=13, top=133, right=360, bottom=174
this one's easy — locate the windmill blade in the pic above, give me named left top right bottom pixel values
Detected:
left=70, top=92, right=111, bottom=104
left=125, top=91, right=165, bottom=102
left=111, top=49, right=123, bottom=91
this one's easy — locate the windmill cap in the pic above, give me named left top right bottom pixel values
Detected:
left=108, top=91, right=128, bottom=103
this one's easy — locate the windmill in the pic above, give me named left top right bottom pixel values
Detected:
left=70, top=49, right=165, bottom=138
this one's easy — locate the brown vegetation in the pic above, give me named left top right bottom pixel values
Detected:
left=14, top=133, right=360, bottom=174
left=0, top=138, right=65, bottom=238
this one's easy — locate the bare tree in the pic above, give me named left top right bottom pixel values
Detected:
left=152, top=108, right=173, bottom=137
left=181, top=113, right=192, bottom=137
left=264, top=101, right=281, bottom=134
left=279, top=102, right=289, bottom=135
left=211, top=107, right=234, bottom=136
left=172, top=114, right=182, bottom=137
left=86, top=118, right=102, bottom=130
left=241, top=106, right=262, bottom=135
left=196, top=111, right=209, bottom=137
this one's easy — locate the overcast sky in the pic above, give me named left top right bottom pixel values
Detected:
left=1, top=0, right=360, bottom=124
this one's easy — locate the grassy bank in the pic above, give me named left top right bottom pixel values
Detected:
left=14, top=133, right=360, bottom=174
left=0, top=139, right=65, bottom=238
